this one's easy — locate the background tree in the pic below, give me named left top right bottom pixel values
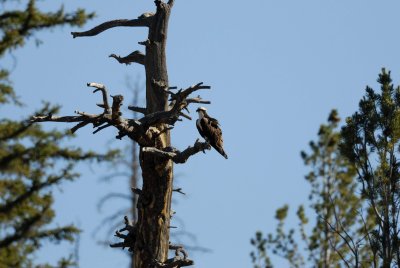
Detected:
left=95, top=79, right=142, bottom=268
left=340, top=69, right=400, bottom=267
left=0, top=0, right=94, bottom=104
left=32, top=1, right=214, bottom=267
left=0, top=105, right=115, bottom=267
left=0, top=1, right=106, bottom=267
left=251, top=110, right=371, bottom=268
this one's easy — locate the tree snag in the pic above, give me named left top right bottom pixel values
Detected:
left=32, top=1, right=214, bottom=267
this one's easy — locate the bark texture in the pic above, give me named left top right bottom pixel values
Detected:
left=134, top=2, right=173, bottom=266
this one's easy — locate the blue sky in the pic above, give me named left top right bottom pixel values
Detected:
left=3, top=0, right=400, bottom=267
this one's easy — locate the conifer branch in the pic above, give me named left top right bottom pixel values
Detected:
left=0, top=168, right=70, bottom=214
left=0, top=205, right=48, bottom=248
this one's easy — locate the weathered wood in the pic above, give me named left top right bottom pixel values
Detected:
left=31, top=1, right=210, bottom=266
left=135, top=2, right=174, bottom=267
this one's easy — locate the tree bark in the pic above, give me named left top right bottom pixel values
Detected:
left=134, top=2, right=173, bottom=267
left=131, top=117, right=139, bottom=268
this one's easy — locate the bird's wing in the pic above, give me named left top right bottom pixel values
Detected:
left=201, top=118, right=224, bottom=146
left=196, top=119, right=206, bottom=140
left=200, top=117, right=227, bottom=158
left=209, top=117, right=220, bottom=128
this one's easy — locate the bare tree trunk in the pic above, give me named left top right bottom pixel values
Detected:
left=32, top=1, right=210, bottom=267
left=134, top=2, right=173, bottom=266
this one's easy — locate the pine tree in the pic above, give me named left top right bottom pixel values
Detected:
left=0, top=0, right=94, bottom=104
left=0, top=1, right=103, bottom=267
left=340, top=69, right=400, bottom=267
left=0, top=105, right=116, bottom=267
left=251, top=110, right=369, bottom=268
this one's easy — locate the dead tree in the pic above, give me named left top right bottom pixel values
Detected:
left=32, top=1, right=213, bottom=267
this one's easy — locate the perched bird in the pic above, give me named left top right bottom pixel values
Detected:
left=196, top=107, right=228, bottom=159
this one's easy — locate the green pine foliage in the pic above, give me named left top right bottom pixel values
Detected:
left=0, top=0, right=94, bottom=104
left=340, top=69, right=400, bottom=267
left=251, top=110, right=368, bottom=268
left=0, top=0, right=94, bottom=55
left=0, top=1, right=104, bottom=267
left=0, top=104, right=117, bottom=268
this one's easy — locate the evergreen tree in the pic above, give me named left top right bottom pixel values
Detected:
left=0, top=105, right=115, bottom=267
left=340, top=69, right=400, bottom=267
left=0, top=0, right=94, bottom=104
left=0, top=1, right=104, bottom=267
left=251, top=110, right=369, bottom=268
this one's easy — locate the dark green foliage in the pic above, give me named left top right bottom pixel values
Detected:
left=251, top=110, right=367, bottom=268
left=0, top=69, right=16, bottom=105
left=340, top=69, right=400, bottom=267
left=251, top=205, right=303, bottom=268
left=0, top=1, right=98, bottom=267
left=0, top=0, right=94, bottom=55
left=250, top=231, right=272, bottom=268
left=0, top=104, right=117, bottom=267
left=0, top=0, right=94, bottom=105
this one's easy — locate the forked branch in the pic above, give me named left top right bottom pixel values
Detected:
left=31, top=81, right=212, bottom=148
left=31, top=83, right=152, bottom=145
left=88, top=82, right=111, bottom=114
left=154, top=244, right=193, bottom=268
left=139, top=82, right=210, bottom=127
left=109, top=216, right=136, bottom=251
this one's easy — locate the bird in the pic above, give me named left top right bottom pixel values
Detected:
left=196, top=107, right=228, bottom=159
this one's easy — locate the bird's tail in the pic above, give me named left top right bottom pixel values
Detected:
left=217, top=148, right=228, bottom=159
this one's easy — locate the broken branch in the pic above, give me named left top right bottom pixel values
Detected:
left=131, top=187, right=142, bottom=195
left=128, top=106, right=147, bottom=115
left=154, top=258, right=194, bottom=268
left=154, top=244, right=194, bottom=268
left=109, top=50, right=145, bottom=65
left=173, top=188, right=186, bottom=195
left=31, top=83, right=153, bottom=145
left=109, top=216, right=136, bottom=251
left=71, top=18, right=151, bottom=38
left=139, top=82, right=210, bottom=127
left=87, top=82, right=111, bottom=114
left=111, top=95, right=124, bottom=123
left=142, top=139, right=211, bottom=164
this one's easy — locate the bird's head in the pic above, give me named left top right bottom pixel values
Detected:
left=196, top=107, right=207, bottom=113
left=196, top=107, right=207, bottom=118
